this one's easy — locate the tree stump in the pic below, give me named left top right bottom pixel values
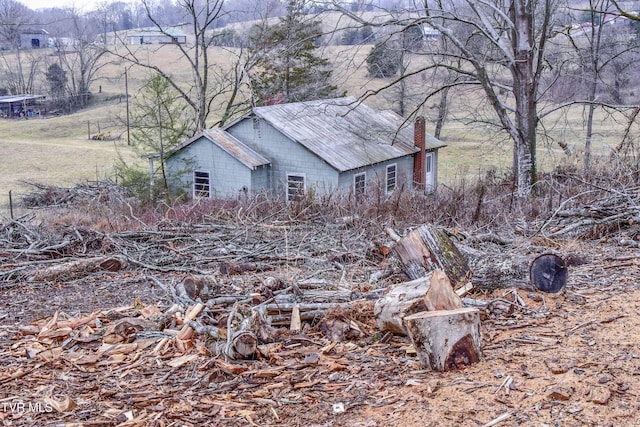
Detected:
left=404, top=307, right=482, bottom=371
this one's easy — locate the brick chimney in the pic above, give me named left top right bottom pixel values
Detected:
left=413, top=116, right=426, bottom=189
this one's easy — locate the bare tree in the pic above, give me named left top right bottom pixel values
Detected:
left=0, top=0, right=38, bottom=95
left=49, top=8, right=108, bottom=109
left=110, top=0, right=252, bottom=133
left=332, top=0, right=565, bottom=197
left=565, top=0, right=640, bottom=173
left=0, top=0, right=29, bottom=48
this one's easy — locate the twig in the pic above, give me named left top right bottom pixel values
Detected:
left=483, top=413, right=511, bottom=427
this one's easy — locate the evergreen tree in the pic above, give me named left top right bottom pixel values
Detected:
left=249, top=0, right=342, bottom=105
left=366, top=40, right=401, bottom=78
left=45, top=63, right=68, bottom=100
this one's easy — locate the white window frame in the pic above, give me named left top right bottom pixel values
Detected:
left=354, top=172, right=366, bottom=196
left=286, top=173, right=306, bottom=201
left=386, top=163, right=397, bottom=194
left=193, top=170, right=211, bottom=198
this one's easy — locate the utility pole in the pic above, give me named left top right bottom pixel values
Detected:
left=125, top=67, right=131, bottom=145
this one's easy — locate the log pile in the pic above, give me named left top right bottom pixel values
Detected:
left=0, top=212, right=572, bottom=373
left=0, top=195, right=580, bottom=375
left=1, top=182, right=638, bottom=425
left=537, top=181, right=640, bottom=238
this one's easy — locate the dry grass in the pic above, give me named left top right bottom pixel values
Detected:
left=0, top=41, right=636, bottom=217
left=0, top=98, right=138, bottom=214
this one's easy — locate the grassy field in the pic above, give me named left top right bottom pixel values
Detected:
left=0, top=43, right=631, bottom=217
left=0, top=100, right=135, bottom=214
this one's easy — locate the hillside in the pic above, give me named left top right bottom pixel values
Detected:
left=0, top=28, right=631, bottom=215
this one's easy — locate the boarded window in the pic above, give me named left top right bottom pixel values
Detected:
left=386, top=164, right=397, bottom=194
left=194, top=170, right=211, bottom=198
left=287, top=174, right=305, bottom=201
left=354, top=172, right=366, bottom=196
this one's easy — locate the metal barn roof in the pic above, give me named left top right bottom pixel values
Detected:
left=249, top=97, right=445, bottom=172
left=173, top=128, right=270, bottom=170
left=128, top=27, right=187, bottom=37
left=0, top=94, right=46, bottom=104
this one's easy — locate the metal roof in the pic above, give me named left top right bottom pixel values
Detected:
left=173, top=128, right=270, bottom=170
left=249, top=97, right=446, bottom=172
left=128, top=27, right=187, bottom=37
left=0, top=94, right=46, bottom=104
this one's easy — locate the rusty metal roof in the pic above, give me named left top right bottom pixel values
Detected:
left=250, top=97, right=446, bottom=172
left=173, top=128, right=270, bottom=170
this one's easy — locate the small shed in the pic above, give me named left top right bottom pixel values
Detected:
left=127, top=28, right=187, bottom=45
left=20, top=29, right=49, bottom=49
left=0, top=94, right=46, bottom=118
left=167, top=97, right=446, bottom=200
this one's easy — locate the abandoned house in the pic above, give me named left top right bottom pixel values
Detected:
left=166, top=97, right=446, bottom=200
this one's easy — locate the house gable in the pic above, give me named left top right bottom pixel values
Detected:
left=226, top=117, right=341, bottom=195
left=167, top=129, right=270, bottom=198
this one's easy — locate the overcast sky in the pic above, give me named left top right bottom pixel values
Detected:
left=24, top=0, right=104, bottom=12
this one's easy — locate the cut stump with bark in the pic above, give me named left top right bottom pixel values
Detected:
left=375, top=270, right=469, bottom=336
left=404, top=307, right=482, bottom=371
left=392, top=225, right=470, bottom=288
left=374, top=274, right=431, bottom=336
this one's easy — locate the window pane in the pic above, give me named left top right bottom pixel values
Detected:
left=287, top=175, right=305, bottom=201
left=386, top=165, right=396, bottom=193
left=354, top=173, right=365, bottom=196
left=194, top=171, right=210, bottom=198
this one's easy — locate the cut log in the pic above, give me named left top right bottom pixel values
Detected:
left=404, top=307, right=482, bottom=371
left=530, top=253, right=567, bottom=293
left=176, top=275, right=216, bottom=301
left=27, top=255, right=127, bottom=282
left=226, top=330, right=258, bottom=359
left=211, top=309, right=267, bottom=360
left=467, top=255, right=532, bottom=290
left=374, top=274, right=432, bottom=336
left=392, top=225, right=471, bottom=288
left=468, top=252, right=570, bottom=292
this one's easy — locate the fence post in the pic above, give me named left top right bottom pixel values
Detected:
left=9, top=190, right=14, bottom=219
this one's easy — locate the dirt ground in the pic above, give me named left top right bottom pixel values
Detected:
left=1, top=226, right=640, bottom=426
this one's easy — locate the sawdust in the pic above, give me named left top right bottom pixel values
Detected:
left=1, top=237, right=640, bottom=426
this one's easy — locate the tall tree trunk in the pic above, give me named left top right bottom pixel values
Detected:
left=510, top=0, right=537, bottom=196
left=434, top=85, right=449, bottom=140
